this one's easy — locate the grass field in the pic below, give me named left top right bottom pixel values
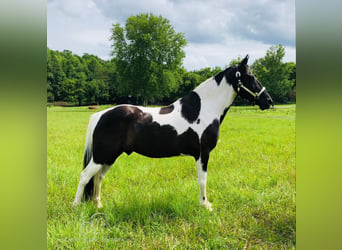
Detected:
left=47, top=104, right=295, bottom=249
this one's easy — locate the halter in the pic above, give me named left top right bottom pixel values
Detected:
left=235, top=71, right=266, bottom=100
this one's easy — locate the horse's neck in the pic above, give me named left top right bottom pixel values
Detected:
left=193, top=77, right=236, bottom=119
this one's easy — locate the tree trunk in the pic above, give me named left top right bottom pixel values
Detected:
left=142, top=97, right=148, bottom=106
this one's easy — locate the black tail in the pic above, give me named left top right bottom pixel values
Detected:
left=83, top=147, right=94, bottom=201
left=82, top=113, right=97, bottom=201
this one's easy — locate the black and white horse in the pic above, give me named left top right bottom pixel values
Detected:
left=73, top=55, right=273, bottom=211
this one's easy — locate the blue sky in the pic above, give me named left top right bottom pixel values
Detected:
left=47, top=0, right=295, bottom=70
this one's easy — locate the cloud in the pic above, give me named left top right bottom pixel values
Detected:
left=226, top=0, right=296, bottom=46
left=47, top=0, right=295, bottom=70
left=183, top=39, right=295, bottom=70
left=47, top=0, right=113, bottom=59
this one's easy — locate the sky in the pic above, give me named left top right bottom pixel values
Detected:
left=47, top=0, right=295, bottom=71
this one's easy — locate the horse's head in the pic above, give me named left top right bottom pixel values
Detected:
left=231, top=55, right=273, bottom=110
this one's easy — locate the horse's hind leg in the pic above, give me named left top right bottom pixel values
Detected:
left=73, top=159, right=102, bottom=207
left=93, top=164, right=111, bottom=208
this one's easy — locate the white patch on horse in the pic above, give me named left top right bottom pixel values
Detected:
left=196, top=159, right=212, bottom=211
left=73, top=158, right=103, bottom=207
left=138, top=76, right=236, bottom=139
left=139, top=101, right=189, bottom=135
left=190, top=77, right=236, bottom=138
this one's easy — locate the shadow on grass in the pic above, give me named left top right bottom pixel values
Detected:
left=75, top=194, right=204, bottom=228
left=111, top=198, right=200, bottom=225
left=70, top=193, right=295, bottom=248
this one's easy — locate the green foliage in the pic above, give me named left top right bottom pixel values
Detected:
left=47, top=14, right=296, bottom=106
left=47, top=48, right=118, bottom=105
left=47, top=48, right=66, bottom=101
left=47, top=105, right=295, bottom=249
left=193, top=66, right=223, bottom=83
left=285, top=62, right=296, bottom=102
left=251, top=45, right=295, bottom=103
left=110, top=13, right=187, bottom=105
left=171, top=68, right=201, bottom=100
left=229, top=56, right=244, bottom=67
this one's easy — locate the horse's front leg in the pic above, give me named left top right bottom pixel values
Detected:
left=196, top=157, right=213, bottom=211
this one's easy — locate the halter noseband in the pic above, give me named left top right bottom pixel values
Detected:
left=235, top=71, right=266, bottom=100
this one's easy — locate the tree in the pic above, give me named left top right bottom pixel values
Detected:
left=110, top=13, right=187, bottom=105
left=74, top=72, right=87, bottom=106
left=251, top=45, right=294, bottom=103
left=47, top=48, right=65, bottom=101
left=84, top=80, right=99, bottom=104
left=176, top=69, right=201, bottom=98
left=194, top=67, right=222, bottom=83
left=229, top=56, right=244, bottom=67
left=285, top=62, right=296, bottom=102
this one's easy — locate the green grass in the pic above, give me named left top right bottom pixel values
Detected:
left=47, top=104, right=295, bottom=249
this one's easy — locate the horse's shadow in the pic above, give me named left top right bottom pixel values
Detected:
left=79, top=196, right=201, bottom=228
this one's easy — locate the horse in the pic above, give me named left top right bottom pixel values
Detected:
left=73, top=55, right=273, bottom=211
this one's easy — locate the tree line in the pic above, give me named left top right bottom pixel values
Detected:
left=47, top=13, right=295, bottom=106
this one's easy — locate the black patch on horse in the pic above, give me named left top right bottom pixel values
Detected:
left=128, top=122, right=200, bottom=159
left=129, top=122, right=178, bottom=157
left=214, top=71, right=225, bottom=85
left=92, top=105, right=201, bottom=163
left=200, top=119, right=220, bottom=171
left=220, top=106, right=230, bottom=124
left=159, top=104, right=174, bottom=114
left=180, top=91, right=201, bottom=123
left=82, top=146, right=94, bottom=201
left=215, top=67, right=234, bottom=85
left=178, top=128, right=200, bottom=160
left=92, top=106, right=138, bottom=165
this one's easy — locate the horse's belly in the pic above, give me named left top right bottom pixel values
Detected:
left=133, top=145, right=181, bottom=158
left=127, top=121, right=200, bottom=159
left=131, top=133, right=181, bottom=158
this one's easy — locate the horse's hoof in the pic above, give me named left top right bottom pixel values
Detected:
left=73, top=200, right=80, bottom=208
left=201, top=200, right=213, bottom=211
left=96, top=202, right=103, bottom=209
left=206, top=203, right=213, bottom=211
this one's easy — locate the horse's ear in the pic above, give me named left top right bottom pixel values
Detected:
left=239, top=54, right=249, bottom=66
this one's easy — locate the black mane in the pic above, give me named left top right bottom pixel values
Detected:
left=214, top=66, right=237, bottom=86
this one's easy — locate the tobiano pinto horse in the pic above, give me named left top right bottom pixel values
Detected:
left=73, top=55, right=273, bottom=211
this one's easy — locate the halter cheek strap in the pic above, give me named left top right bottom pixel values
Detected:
left=235, top=71, right=266, bottom=100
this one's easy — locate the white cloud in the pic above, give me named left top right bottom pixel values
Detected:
left=183, top=39, right=279, bottom=70
left=47, top=0, right=113, bottom=58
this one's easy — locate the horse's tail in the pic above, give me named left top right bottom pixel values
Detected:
left=82, top=112, right=101, bottom=201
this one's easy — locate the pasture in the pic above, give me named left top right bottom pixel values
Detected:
left=47, top=105, right=295, bottom=249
